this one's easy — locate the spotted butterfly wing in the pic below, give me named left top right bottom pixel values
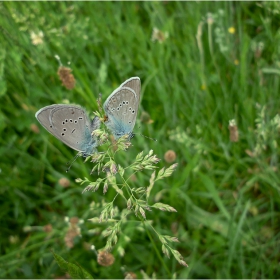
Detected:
left=120, top=77, right=141, bottom=103
left=35, top=104, right=100, bottom=156
left=103, top=83, right=139, bottom=139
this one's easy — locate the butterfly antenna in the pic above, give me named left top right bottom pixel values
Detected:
left=134, top=133, right=157, bottom=142
left=135, top=125, right=157, bottom=141
left=66, top=152, right=81, bottom=173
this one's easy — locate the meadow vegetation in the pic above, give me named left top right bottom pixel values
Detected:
left=1, top=1, right=280, bottom=278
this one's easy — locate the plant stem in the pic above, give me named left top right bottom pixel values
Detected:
left=143, top=220, right=172, bottom=278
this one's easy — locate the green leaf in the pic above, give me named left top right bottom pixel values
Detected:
left=52, top=252, right=93, bottom=279
left=0, top=48, right=6, bottom=97
left=262, top=67, right=280, bottom=75
left=53, top=252, right=68, bottom=271
left=98, top=61, right=108, bottom=84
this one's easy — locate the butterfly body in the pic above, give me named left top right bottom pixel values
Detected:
left=35, top=104, right=100, bottom=156
left=103, top=77, right=141, bottom=140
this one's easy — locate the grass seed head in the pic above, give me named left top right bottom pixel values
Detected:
left=30, top=30, right=44, bottom=45
left=164, top=150, right=177, bottom=163
left=59, top=177, right=70, bottom=188
left=228, top=119, right=239, bottom=142
left=151, top=27, right=169, bottom=43
left=64, top=222, right=81, bottom=249
left=124, top=272, right=137, bottom=279
left=57, top=66, right=76, bottom=90
left=97, top=251, right=115, bottom=266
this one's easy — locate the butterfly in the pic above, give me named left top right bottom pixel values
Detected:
left=35, top=104, right=100, bottom=156
left=103, top=77, right=141, bottom=140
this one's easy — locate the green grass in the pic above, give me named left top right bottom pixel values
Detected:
left=1, top=1, right=280, bottom=278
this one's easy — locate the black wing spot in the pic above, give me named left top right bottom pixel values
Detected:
left=123, top=101, right=126, bottom=104
left=65, top=119, right=68, bottom=123
left=132, top=110, right=135, bottom=114
left=126, top=101, right=129, bottom=104
left=79, top=117, right=83, bottom=120
left=117, top=107, right=120, bottom=111
left=112, top=108, right=115, bottom=112
left=63, top=128, right=67, bottom=131
left=71, top=129, right=76, bottom=133
left=70, top=119, right=73, bottom=123
left=62, top=121, right=65, bottom=125
left=119, top=103, right=122, bottom=107
left=62, top=133, right=65, bottom=136
left=74, top=120, right=78, bottom=123
left=129, top=121, right=132, bottom=124
left=129, top=107, right=132, bottom=111
left=50, top=125, right=53, bottom=128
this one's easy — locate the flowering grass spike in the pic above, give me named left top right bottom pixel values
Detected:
left=75, top=125, right=188, bottom=268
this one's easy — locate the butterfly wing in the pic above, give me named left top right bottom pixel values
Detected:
left=120, top=77, right=141, bottom=105
left=35, top=104, right=64, bottom=132
left=36, top=105, right=99, bottom=155
left=91, top=116, right=101, bottom=132
left=120, top=77, right=141, bottom=122
left=103, top=87, right=138, bottom=139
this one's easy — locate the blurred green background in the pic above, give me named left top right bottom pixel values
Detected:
left=1, top=1, right=280, bottom=278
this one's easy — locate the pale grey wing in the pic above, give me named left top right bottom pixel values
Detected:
left=103, top=87, right=138, bottom=138
left=49, top=105, right=93, bottom=152
left=104, top=81, right=137, bottom=109
left=91, top=116, right=101, bottom=132
left=120, top=77, right=141, bottom=103
left=35, top=104, right=65, bottom=133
